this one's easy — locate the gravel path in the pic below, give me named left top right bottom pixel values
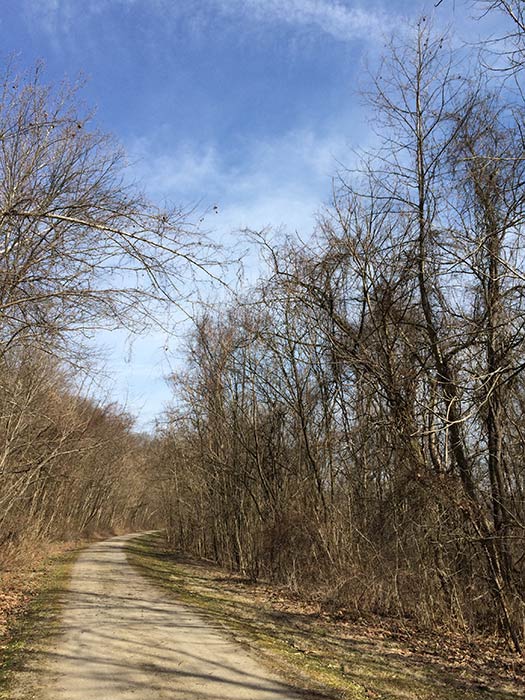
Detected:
left=22, top=534, right=301, bottom=700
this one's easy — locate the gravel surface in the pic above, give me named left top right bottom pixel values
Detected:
left=18, top=534, right=301, bottom=700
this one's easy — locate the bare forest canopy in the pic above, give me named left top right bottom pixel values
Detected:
left=1, top=0, right=525, bottom=662
left=0, top=60, right=215, bottom=558
left=151, top=7, right=525, bottom=656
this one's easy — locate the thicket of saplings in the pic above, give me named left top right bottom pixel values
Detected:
left=153, top=24, right=525, bottom=653
left=0, top=60, right=205, bottom=568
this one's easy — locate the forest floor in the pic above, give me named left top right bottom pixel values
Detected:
left=0, top=540, right=81, bottom=698
left=127, top=533, right=525, bottom=700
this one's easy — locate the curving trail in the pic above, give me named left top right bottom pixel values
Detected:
left=20, top=534, right=301, bottom=700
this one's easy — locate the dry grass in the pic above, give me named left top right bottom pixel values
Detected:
left=127, top=532, right=524, bottom=700
left=0, top=539, right=87, bottom=697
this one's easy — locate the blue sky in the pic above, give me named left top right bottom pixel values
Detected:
left=0, top=0, right=503, bottom=429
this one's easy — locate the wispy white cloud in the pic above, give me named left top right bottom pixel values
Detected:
left=213, top=0, right=388, bottom=41
left=129, top=142, right=221, bottom=201
left=129, top=124, right=361, bottom=236
left=25, top=0, right=390, bottom=44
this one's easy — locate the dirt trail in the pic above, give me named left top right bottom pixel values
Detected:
left=15, top=534, right=301, bottom=700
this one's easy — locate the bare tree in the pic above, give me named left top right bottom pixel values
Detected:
left=150, top=18, right=525, bottom=654
left=0, top=61, right=218, bottom=572
left=0, top=62, right=216, bottom=358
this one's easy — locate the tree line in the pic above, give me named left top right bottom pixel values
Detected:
left=0, top=60, right=212, bottom=565
left=152, top=11, right=525, bottom=653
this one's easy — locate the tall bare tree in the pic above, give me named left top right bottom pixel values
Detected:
left=154, top=21, right=525, bottom=653
left=0, top=62, right=215, bottom=358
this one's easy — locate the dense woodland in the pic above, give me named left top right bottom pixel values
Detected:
left=1, top=0, right=525, bottom=658
left=152, top=7, right=525, bottom=653
left=0, top=61, right=206, bottom=562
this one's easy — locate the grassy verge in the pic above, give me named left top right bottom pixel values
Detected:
left=0, top=547, right=79, bottom=699
left=127, top=532, right=523, bottom=700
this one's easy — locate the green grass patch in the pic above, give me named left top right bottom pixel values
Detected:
left=0, top=548, right=79, bottom=699
left=127, top=533, right=523, bottom=700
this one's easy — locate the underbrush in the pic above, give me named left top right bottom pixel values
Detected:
left=127, top=532, right=524, bottom=700
left=0, top=541, right=81, bottom=697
